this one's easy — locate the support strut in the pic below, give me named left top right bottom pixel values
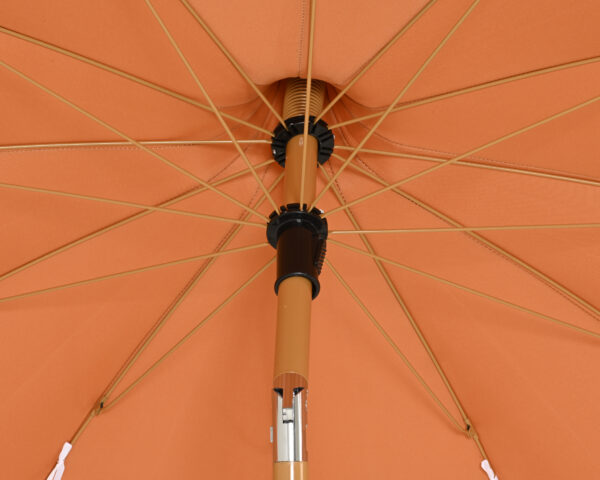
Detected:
left=268, top=78, right=331, bottom=480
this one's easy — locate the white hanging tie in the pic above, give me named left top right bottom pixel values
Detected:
left=46, top=442, right=72, bottom=480
left=481, top=459, right=499, bottom=480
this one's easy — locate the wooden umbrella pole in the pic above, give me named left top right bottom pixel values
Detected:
left=272, top=79, right=325, bottom=480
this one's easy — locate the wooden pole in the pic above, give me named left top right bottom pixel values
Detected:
left=272, top=79, right=324, bottom=480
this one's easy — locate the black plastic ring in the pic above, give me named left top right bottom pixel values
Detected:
left=271, top=115, right=334, bottom=167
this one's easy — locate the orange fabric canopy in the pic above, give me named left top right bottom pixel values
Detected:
left=1, top=1, right=599, bottom=478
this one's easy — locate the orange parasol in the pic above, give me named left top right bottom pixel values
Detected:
left=1, top=1, right=599, bottom=479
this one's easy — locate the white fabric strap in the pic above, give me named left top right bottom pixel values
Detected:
left=46, top=442, right=72, bottom=480
left=481, top=459, right=499, bottom=480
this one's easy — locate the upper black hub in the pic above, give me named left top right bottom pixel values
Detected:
left=271, top=115, right=334, bottom=167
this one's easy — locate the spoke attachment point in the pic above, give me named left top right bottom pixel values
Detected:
left=271, top=115, right=334, bottom=167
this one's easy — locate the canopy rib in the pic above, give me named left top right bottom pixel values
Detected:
left=333, top=145, right=600, bottom=188
left=0, top=155, right=272, bottom=284
left=0, top=243, right=269, bottom=305
left=102, top=256, right=275, bottom=411
left=66, top=173, right=282, bottom=445
left=330, top=223, right=600, bottom=234
left=0, top=139, right=271, bottom=152
left=329, top=239, right=600, bottom=339
left=0, top=60, right=269, bottom=221
left=325, top=94, right=600, bottom=218
left=299, top=0, right=317, bottom=207
left=0, top=182, right=266, bottom=228
left=98, top=172, right=282, bottom=407
left=332, top=154, right=600, bottom=321
left=178, top=0, right=287, bottom=128
left=144, top=0, right=280, bottom=214
left=311, top=0, right=480, bottom=210
left=325, top=258, right=468, bottom=434
left=330, top=55, right=600, bottom=129
left=0, top=26, right=272, bottom=136
left=320, top=165, right=490, bottom=459
left=315, top=0, right=438, bottom=123
left=70, top=410, right=96, bottom=446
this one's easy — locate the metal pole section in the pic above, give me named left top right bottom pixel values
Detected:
left=272, top=78, right=325, bottom=480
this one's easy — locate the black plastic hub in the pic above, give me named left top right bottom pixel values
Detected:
left=267, top=203, right=328, bottom=299
left=271, top=115, right=334, bottom=167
